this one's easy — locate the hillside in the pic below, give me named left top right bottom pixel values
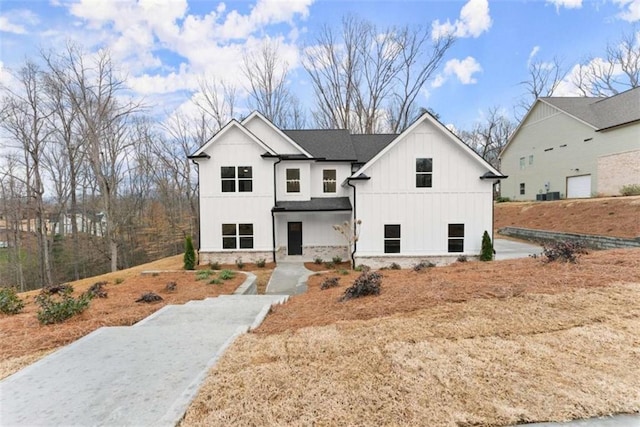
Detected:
left=494, top=196, right=640, bottom=238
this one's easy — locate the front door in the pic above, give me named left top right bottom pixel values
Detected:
left=287, top=222, right=303, bottom=255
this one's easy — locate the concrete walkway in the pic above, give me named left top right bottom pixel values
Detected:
left=494, top=238, right=542, bottom=260
left=265, top=261, right=314, bottom=295
left=515, top=413, right=640, bottom=426
left=0, top=294, right=288, bottom=427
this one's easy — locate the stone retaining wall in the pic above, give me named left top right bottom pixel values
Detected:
left=498, top=227, right=640, bottom=250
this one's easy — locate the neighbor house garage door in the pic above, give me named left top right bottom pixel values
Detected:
left=567, top=175, right=591, bottom=198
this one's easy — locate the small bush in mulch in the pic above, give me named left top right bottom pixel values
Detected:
left=541, top=240, right=588, bottom=263
left=135, top=292, right=164, bottom=303
left=0, top=287, right=25, bottom=315
left=320, top=277, right=340, bottom=290
left=389, top=263, right=401, bottom=270
left=219, top=270, right=235, bottom=280
left=196, top=270, right=213, bottom=281
left=340, top=271, right=382, bottom=301
left=354, top=264, right=370, bottom=272
left=313, top=257, right=323, bottom=265
left=86, top=281, right=108, bottom=298
left=35, top=288, right=91, bottom=325
left=413, top=261, right=436, bottom=272
left=42, top=283, right=74, bottom=295
left=165, top=281, right=177, bottom=292
left=457, top=256, right=468, bottom=263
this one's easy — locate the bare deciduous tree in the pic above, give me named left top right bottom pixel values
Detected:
left=195, top=77, right=238, bottom=134
left=459, top=107, right=516, bottom=169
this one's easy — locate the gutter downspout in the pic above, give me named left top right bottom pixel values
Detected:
left=346, top=179, right=357, bottom=269
left=271, top=157, right=282, bottom=263
left=189, top=159, right=201, bottom=263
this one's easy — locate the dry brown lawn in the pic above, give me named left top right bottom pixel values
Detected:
left=182, top=249, right=640, bottom=426
left=0, top=255, right=251, bottom=379
left=495, top=195, right=640, bottom=238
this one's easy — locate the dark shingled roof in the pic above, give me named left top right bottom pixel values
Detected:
left=541, top=86, right=640, bottom=130
left=283, top=130, right=397, bottom=162
left=273, top=197, right=352, bottom=212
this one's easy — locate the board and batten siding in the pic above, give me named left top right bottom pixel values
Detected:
left=354, top=121, right=494, bottom=257
left=243, top=115, right=305, bottom=155
left=197, top=125, right=274, bottom=253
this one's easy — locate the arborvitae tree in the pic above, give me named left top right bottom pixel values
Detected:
left=183, top=235, right=196, bottom=270
left=480, top=231, right=494, bottom=261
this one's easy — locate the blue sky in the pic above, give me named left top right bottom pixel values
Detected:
left=1, top=0, right=638, bottom=130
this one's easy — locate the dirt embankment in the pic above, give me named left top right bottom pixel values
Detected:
left=495, top=196, right=640, bottom=238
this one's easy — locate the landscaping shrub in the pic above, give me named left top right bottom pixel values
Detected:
left=0, top=287, right=24, bottom=315
left=313, top=257, right=323, bottom=265
left=541, top=240, right=588, bottom=263
left=165, top=281, right=177, bottom=292
left=480, top=230, right=494, bottom=261
left=256, top=258, right=266, bottom=268
left=457, top=255, right=468, bottom=263
left=35, top=288, right=91, bottom=325
left=320, top=277, right=340, bottom=290
left=114, top=278, right=124, bottom=285
left=354, top=264, right=370, bottom=272
left=235, top=258, right=245, bottom=270
left=86, top=281, right=108, bottom=298
left=332, top=256, right=343, bottom=264
left=620, top=184, right=640, bottom=196
left=219, top=269, right=235, bottom=280
left=42, top=283, right=74, bottom=295
left=184, top=235, right=196, bottom=270
left=496, top=196, right=511, bottom=203
left=208, top=278, right=223, bottom=285
left=341, top=271, right=382, bottom=301
left=196, top=270, right=212, bottom=281
left=135, top=292, right=163, bottom=303
left=413, top=261, right=436, bottom=272
left=324, top=262, right=335, bottom=269
left=209, top=261, right=221, bottom=270
left=389, top=262, right=401, bottom=270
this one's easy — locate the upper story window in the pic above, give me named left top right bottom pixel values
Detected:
left=528, top=155, right=534, bottom=165
left=448, top=223, right=464, bottom=253
left=323, top=169, right=336, bottom=193
left=221, top=166, right=252, bottom=193
left=520, top=157, right=525, bottom=169
left=416, top=158, right=433, bottom=188
left=384, top=224, right=401, bottom=253
left=286, top=168, right=300, bottom=193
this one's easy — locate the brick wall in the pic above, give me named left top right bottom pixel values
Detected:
left=597, top=150, right=640, bottom=196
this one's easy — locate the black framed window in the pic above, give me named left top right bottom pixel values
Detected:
left=384, top=224, right=401, bottom=254
left=222, top=224, right=237, bottom=249
left=519, top=183, right=525, bottom=195
left=323, top=169, right=336, bottom=193
left=416, top=158, right=433, bottom=188
left=448, top=223, right=464, bottom=253
left=239, top=223, right=254, bottom=249
left=238, top=166, right=252, bottom=192
left=221, top=167, right=236, bottom=192
left=222, top=223, right=254, bottom=249
left=286, top=168, right=300, bottom=193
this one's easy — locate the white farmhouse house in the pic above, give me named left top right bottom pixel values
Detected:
left=189, top=112, right=505, bottom=267
left=500, top=87, right=640, bottom=200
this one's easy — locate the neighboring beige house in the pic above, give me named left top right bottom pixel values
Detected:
left=500, top=87, right=640, bottom=200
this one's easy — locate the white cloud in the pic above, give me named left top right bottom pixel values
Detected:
left=0, top=17, right=27, bottom=34
left=0, top=9, right=39, bottom=34
left=546, top=0, right=582, bottom=11
left=528, top=46, right=540, bottom=66
left=444, top=57, right=483, bottom=84
left=432, top=0, right=492, bottom=39
left=613, top=0, right=640, bottom=21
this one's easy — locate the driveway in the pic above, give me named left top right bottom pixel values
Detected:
left=494, top=238, right=542, bottom=260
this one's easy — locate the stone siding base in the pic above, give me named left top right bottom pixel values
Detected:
left=355, top=255, right=476, bottom=269
left=199, top=251, right=273, bottom=265
left=276, top=245, right=349, bottom=262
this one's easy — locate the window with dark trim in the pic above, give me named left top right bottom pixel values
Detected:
left=384, top=224, right=401, bottom=254
left=286, top=168, right=300, bottom=193
left=323, top=169, right=336, bottom=193
left=222, top=223, right=254, bottom=249
left=221, top=166, right=252, bottom=192
left=448, top=224, right=464, bottom=253
left=416, top=158, right=433, bottom=188
left=519, top=183, right=525, bottom=195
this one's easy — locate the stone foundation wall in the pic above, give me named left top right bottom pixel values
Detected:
left=302, top=246, right=349, bottom=262
left=198, top=251, right=273, bottom=265
left=355, top=255, right=475, bottom=269
left=597, top=150, right=640, bottom=196
left=498, top=227, right=640, bottom=249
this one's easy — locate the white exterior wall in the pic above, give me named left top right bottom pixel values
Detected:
left=197, top=126, right=274, bottom=254
left=354, top=121, right=493, bottom=258
left=243, top=116, right=304, bottom=155
left=501, top=103, right=640, bottom=200
left=310, top=163, right=352, bottom=198
left=276, top=161, right=311, bottom=201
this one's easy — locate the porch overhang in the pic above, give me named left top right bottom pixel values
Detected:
left=272, top=197, right=352, bottom=213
